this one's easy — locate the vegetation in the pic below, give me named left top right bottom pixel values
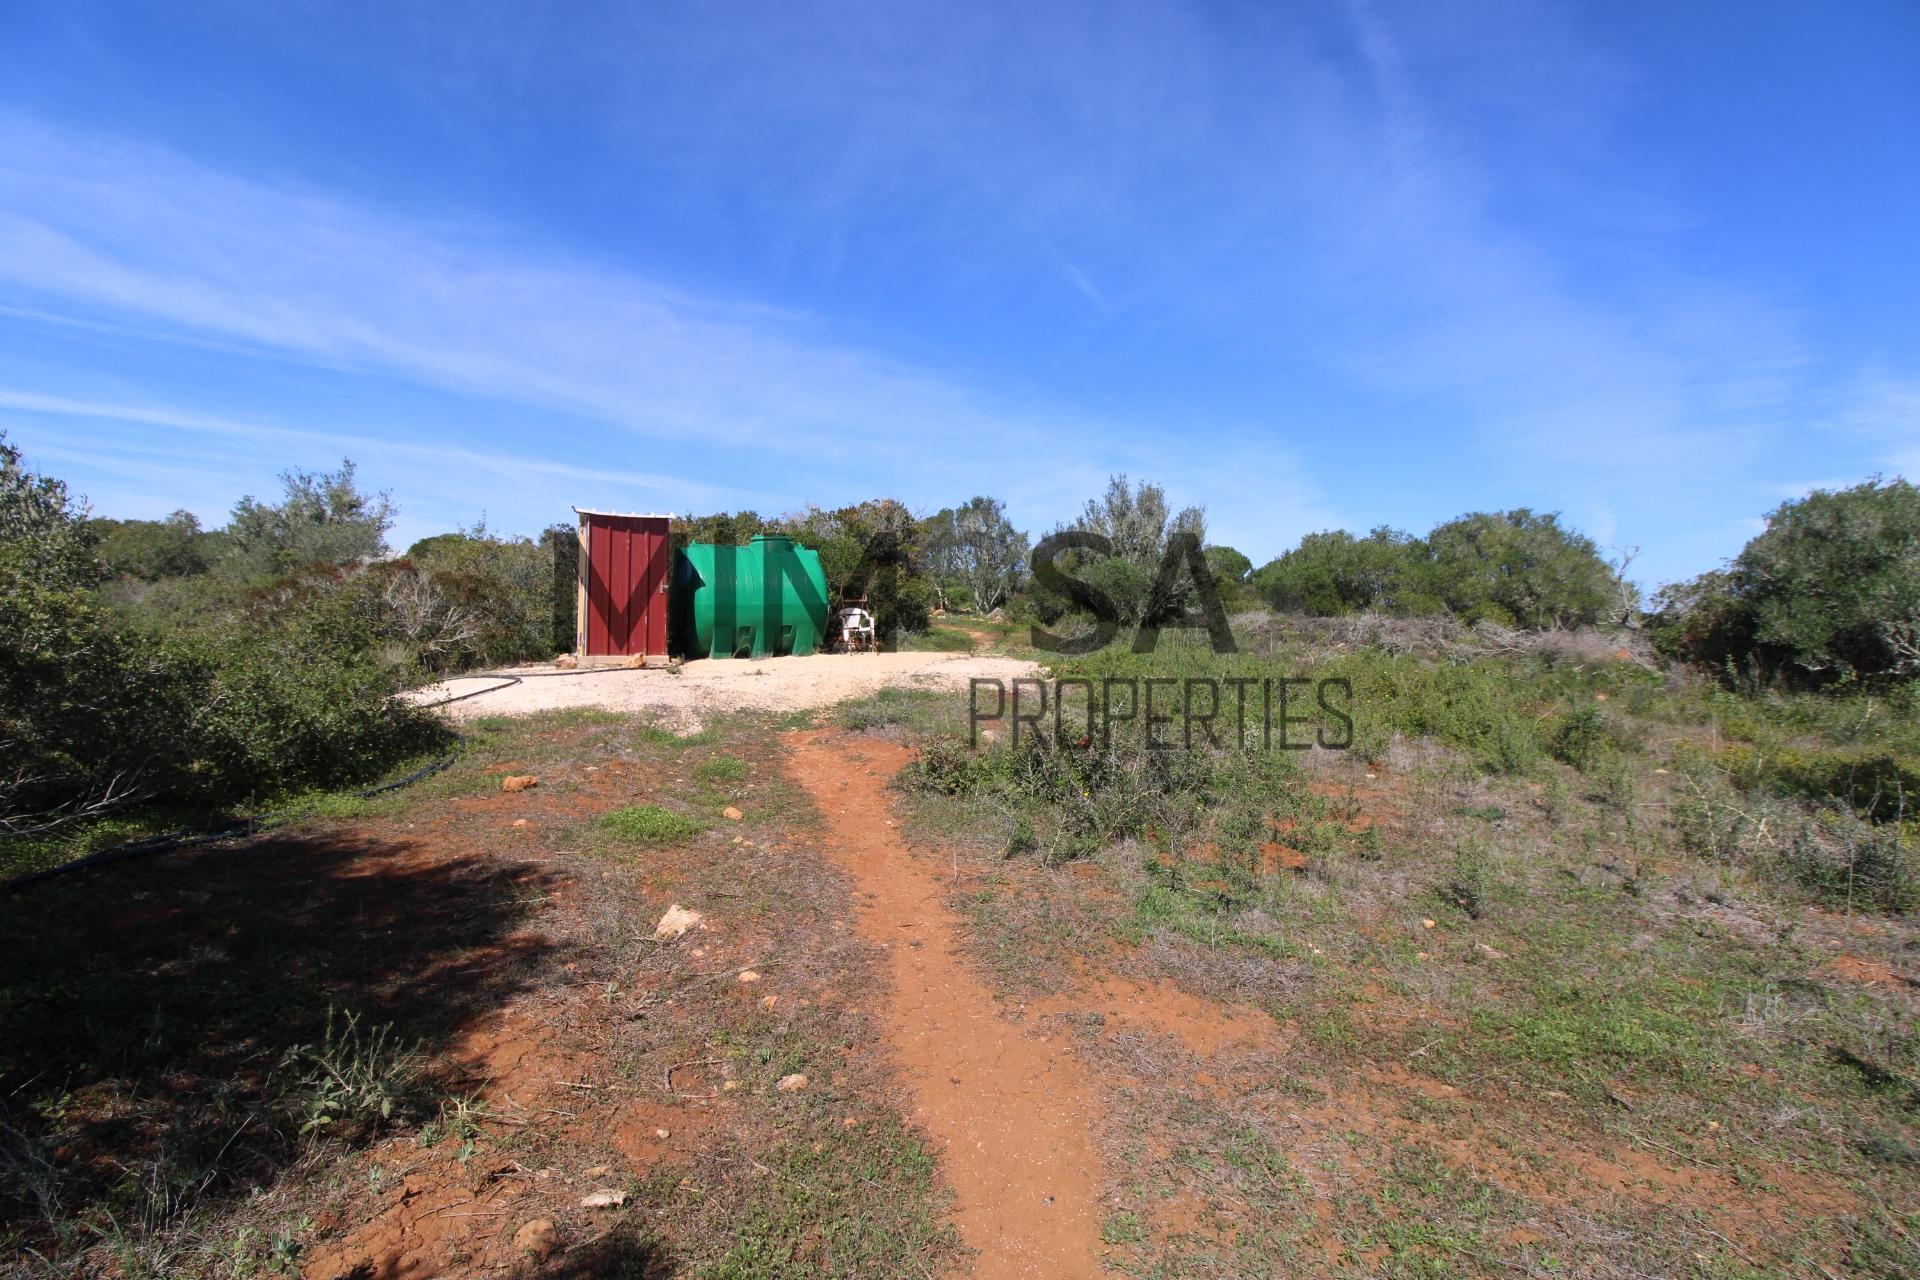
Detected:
left=8, top=435, right=1920, bottom=1276
left=1254, top=508, right=1622, bottom=627
left=1652, top=477, right=1920, bottom=687
left=918, top=495, right=1029, bottom=614
left=1029, top=474, right=1213, bottom=630
left=0, top=709, right=960, bottom=1279
left=877, top=605, right=1920, bottom=1275
left=1, top=440, right=462, bottom=869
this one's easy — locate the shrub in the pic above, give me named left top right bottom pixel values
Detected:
left=1253, top=526, right=1430, bottom=616
left=1674, top=766, right=1918, bottom=913
left=1424, top=509, right=1617, bottom=628
left=404, top=524, right=562, bottom=668
left=2, top=439, right=448, bottom=841
left=1552, top=703, right=1610, bottom=771
left=1654, top=478, right=1920, bottom=686
left=1254, top=510, right=1617, bottom=627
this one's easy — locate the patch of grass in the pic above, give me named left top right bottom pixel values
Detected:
left=695, top=755, right=750, bottom=785
left=837, top=686, right=944, bottom=732
left=599, top=804, right=706, bottom=844
left=277, top=790, right=377, bottom=824
left=901, top=623, right=977, bottom=653
left=681, top=1114, right=958, bottom=1279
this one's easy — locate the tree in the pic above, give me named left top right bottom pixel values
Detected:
left=90, top=510, right=211, bottom=581
left=404, top=523, right=557, bottom=668
left=225, top=460, right=395, bottom=576
left=670, top=510, right=770, bottom=555
left=1424, top=509, right=1614, bottom=628
left=782, top=499, right=936, bottom=642
left=1656, top=478, right=1920, bottom=685
left=1, top=433, right=96, bottom=590
left=1204, top=545, right=1252, bottom=585
left=1254, top=527, right=1427, bottom=616
left=922, top=497, right=1029, bottom=614
left=1047, top=475, right=1207, bottom=625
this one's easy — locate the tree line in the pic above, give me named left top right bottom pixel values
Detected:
left=4, top=430, right=1915, bottom=854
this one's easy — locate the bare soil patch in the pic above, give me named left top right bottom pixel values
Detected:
left=413, top=652, right=1039, bottom=731
left=2, top=711, right=959, bottom=1280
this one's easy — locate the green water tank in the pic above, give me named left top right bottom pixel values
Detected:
left=672, top=534, right=831, bottom=658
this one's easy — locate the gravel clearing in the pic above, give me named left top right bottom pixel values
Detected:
left=410, top=651, right=1042, bottom=731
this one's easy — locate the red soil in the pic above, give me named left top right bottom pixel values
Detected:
left=784, top=729, right=1106, bottom=1280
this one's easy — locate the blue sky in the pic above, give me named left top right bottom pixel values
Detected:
left=1, top=0, right=1916, bottom=587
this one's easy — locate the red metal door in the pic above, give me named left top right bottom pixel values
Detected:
left=580, top=514, right=670, bottom=656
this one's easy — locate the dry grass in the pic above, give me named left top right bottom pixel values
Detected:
left=0, top=709, right=958, bottom=1280
left=875, top=638, right=1920, bottom=1278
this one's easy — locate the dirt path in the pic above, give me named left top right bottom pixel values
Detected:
left=784, top=730, right=1105, bottom=1280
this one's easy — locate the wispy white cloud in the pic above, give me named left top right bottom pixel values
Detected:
left=0, top=112, right=1347, bottom=552
left=0, top=389, right=725, bottom=501
left=1826, top=373, right=1920, bottom=480
left=1, top=0, right=1910, bottom=585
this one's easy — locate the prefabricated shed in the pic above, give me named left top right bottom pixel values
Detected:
left=574, top=509, right=670, bottom=658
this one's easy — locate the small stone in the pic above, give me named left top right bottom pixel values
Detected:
left=513, top=1219, right=558, bottom=1259
left=653, top=904, right=705, bottom=941
left=502, top=775, right=538, bottom=793
left=655, top=1128, right=671, bottom=1139
left=723, top=805, right=744, bottom=821
left=723, top=1080, right=741, bottom=1091
left=1420, top=918, right=1436, bottom=929
left=580, top=1189, right=626, bottom=1209
left=583, top=1165, right=612, bottom=1178
left=760, top=994, right=778, bottom=1009
left=1475, top=941, right=1508, bottom=960
left=776, top=1073, right=808, bottom=1092
left=512, top=819, right=529, bottom=828
left=738, top=970, right=761, bottom=984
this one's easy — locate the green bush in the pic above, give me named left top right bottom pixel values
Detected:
left=1254, top=526, right=1431, bottom=615
left=1690, top=743, right=1918, bottom=824
left=1425, top=509, right=1617, bottom=628
left=404, top=524, right=567, bottom=668
left=1552, top=703, right=1610, bottom=771
left=1254, top=510, right=1618, bottom=627
left=903, top=727, right=1298, bottom=866
left=1654, top=478, right=1920, bottom=687
left=1, top=438, right=448, bottom=844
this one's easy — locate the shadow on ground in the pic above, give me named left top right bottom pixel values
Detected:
left=0, top=828, right=565, bottom=1259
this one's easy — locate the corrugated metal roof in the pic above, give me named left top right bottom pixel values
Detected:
left=573, top=507, right=674, bottom=519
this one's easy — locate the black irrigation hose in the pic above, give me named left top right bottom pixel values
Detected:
left=417, top=662, right=650, bottom=708
left=2, top=750, right=464, bottom=894
left=2, top=664, right=639, bottom=894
